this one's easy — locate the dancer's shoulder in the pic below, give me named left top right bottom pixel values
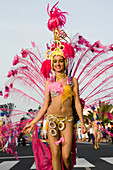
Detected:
left=45, top=79, right=51, bottom=88
left=71, top=77, right=78, bottom=86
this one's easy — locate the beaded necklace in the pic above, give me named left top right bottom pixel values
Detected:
left=55, top=73, right=67, bottom=82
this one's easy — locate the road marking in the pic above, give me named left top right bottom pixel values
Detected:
left=31, top=158, right=94, bottom=169
left=0, top=156, right=34, bottom=159
left=74, top=158, right=95, bottom=167
left=0, top=161, right=19, bottom=170
left=31, top=162, right=36, bottom=169
left=100, top=157, right=113, bottom=164
left=0, top=157, right=95, bottom=169
left=85, top=168, right=91, bottom=170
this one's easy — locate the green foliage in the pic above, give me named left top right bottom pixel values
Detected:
left=98, top=101, right=113, bottom=123
left=84, top=101, right=113, bottom=124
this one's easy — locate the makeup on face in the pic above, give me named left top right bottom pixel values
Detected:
left=53, top=55, right=65, bottom=71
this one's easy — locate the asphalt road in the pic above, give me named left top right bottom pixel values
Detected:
left=74, top=142, right=113, bottom=170
left=0, top=142, right=113, bottom=170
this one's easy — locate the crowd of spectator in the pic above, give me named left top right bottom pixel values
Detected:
left=76, top=121, right=113, bottom=144
left=1, top=115, right=113, bottom=152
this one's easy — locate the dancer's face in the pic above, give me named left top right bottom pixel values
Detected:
left=53, top=55, right=65, bottom=72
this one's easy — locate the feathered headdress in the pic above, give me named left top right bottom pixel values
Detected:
left=41, top=2, right=75, bottom=78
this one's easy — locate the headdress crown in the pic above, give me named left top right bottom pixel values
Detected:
left=41, top=2, right=75, bottom=78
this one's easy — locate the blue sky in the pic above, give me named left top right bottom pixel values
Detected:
left=0, top=0, right=113, bottom=110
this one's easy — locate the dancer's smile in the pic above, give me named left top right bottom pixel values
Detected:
left=53, top=55, right=65, bottom=72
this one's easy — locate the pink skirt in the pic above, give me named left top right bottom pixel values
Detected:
left=32, top=125, right=76, bottom=170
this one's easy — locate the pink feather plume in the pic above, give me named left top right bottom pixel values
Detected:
left=41, top=59, right=51, bottom=79
left=0, top=91, right=3, bottom=96
left=62, top=42, right=75, bottom=59
left=47, top=2, right=68, bottom=31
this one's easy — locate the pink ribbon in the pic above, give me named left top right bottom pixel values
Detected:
left=55, top=137, right=65, bottom=145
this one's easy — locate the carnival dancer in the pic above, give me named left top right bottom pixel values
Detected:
left=92, top=110, right=101, bottom=149
left=1, top=1, right=113, bottom=169
left=23, top=3, right=86, bottom=170
left=0, top=120, right=5, bottom=152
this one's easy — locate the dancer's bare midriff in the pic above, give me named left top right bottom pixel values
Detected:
left=47, top=96, right=73, bottom=117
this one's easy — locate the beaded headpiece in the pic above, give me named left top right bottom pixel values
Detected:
left=46, top=28, right=72, bottom=70
left=41, top=2, right=75, bottom=78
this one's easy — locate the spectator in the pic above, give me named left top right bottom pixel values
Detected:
left=110, top=122, right=113, bottom=144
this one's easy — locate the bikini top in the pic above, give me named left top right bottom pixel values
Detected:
left=47, top=76, right=75, bottom=104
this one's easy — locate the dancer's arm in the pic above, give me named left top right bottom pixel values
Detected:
left=72, top=78, right=87, bottom=133
left=30, top=81, right=50, bottom=125
left=23, top=80, right=50, bottom=133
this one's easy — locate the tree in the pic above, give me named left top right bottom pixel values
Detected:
left=84, top=101, right=113, bottom=124
left=97, top=101, right=113, bottom=123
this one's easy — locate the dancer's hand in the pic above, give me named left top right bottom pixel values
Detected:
left=23, top=123, right=34, bottom=134
left=81, top=124, right=87, bottom=134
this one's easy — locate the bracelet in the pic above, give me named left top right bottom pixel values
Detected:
left=31, top=120, right=35, bottom=126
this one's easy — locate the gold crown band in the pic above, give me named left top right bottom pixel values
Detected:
left=46, top=28, right=70, bottom=70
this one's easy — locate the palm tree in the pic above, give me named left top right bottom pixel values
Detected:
left=84, top=101, right=113, bottom=124
left=7, top=103, right=16, bottom=117
left=97, top=101, right=113, bottom=123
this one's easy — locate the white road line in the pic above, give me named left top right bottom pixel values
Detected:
left=85, top=168, right=91, bottom=170
left=30, top=157, right=80, bottom=169
left=0, top=156, right=34, bottom=159
left=100, top=157, right=113, bottom=164
left=0, top=157, right=95, bottom=169
left=0, top=161, right=19, bottom=170
left=74, top=158, right=95, bottom=168
left=30, top=158, right=94, bottom=169
left=31, top=162, right=36, bottom=169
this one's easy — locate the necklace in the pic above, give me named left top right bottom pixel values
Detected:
left=55, top=73, right=67, bottom=81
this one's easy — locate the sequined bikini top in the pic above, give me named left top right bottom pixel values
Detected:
left=47, top=76, right=75, bottom=104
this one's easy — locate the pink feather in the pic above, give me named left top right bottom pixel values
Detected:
left=14, top=151, right=19, bottom=160
left=55, top=137, right=65, bottom=145
left=46, top=81, right=63, bottom=94
left=13, top=55, right=19, bottom=66
left=4, top=93, right=9, bottom=99
left=6, top=148, right=13, bottom=154
left=62, top=42, right=75, bottom=59
left=21, top=49, right=28, bottom=58
left=47, top=2, right=68, bottom=31
left=5, top=86, right=9, bottom=92
left=31, top=41, right=36, bottom=48
left=41, top=60, right=51, bottom=79
left=0, top=91, right=3, bottom=96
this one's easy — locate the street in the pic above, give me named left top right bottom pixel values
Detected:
left=0, top=142, right=113, bottom=170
